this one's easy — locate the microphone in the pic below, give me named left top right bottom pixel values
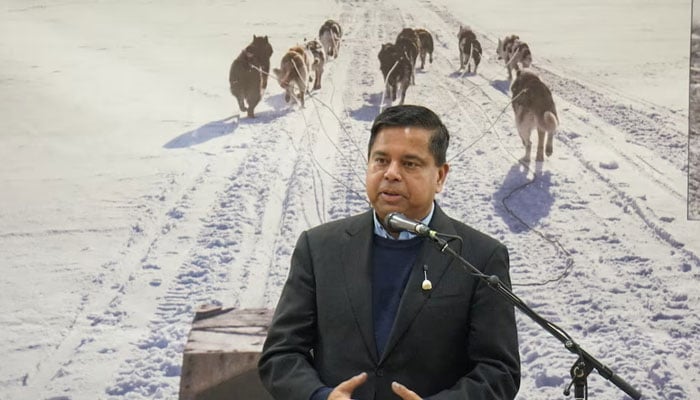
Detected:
left=384, top=212, right=437, bottom=238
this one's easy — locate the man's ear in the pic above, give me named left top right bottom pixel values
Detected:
left=435, top=163, right=449, bottom=193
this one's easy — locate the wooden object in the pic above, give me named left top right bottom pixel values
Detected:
left=179, top=306, right=275, bottom=400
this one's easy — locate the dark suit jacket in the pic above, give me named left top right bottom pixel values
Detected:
left=258, top=205, right=520, bottom=400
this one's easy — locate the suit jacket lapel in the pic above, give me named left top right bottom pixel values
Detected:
left=379, top=205, right=461, bottom=363
left=342, top=210, right=379, bottom=363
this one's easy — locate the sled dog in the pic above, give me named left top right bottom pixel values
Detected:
left=304, top=39, right=326, bottom=90
left=458, top=26, right=482, bottom=74
left=248, top=35, right=273, bottom=89
left=415, top=28, right=434, bottom=69
left=395, top=28, right=420, bottom=84
left=319, top=19, right=342, bottom=59
left=274, top=46, right=310, bottom=107
left=378, top=42, right=413, bottom=106
left=497, top=34, right=519, bottom=62
left=498, top=35, right=532, bottom=80
left=229, top=44, right=263, bottom=118
left=510, top=70, right=558, bottom=162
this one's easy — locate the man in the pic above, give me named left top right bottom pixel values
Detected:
left=259, top=105, right=520, bottom=399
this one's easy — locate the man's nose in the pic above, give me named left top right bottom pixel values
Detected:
left=384, top=161, right=402, bottom=180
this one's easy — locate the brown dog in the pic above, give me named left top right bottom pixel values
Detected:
left=510, top=70, right=558, bottom=162
left=395, top=28, right=420, bottom=84
left=229, top=44, right=263, bottom=118
left=498, top=35, right=531, bottom=80
left=248, top=35, right=274, bottom=89
left=415, top=28, right=434, bottom=69
left=378, top=42, right=412, bottom=106
left=274, top=46, right=309, bottom=107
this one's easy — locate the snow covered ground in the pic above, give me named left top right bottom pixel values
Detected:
left=1, top=0, right=697, bottom=399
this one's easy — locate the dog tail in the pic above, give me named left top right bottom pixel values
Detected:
left=543, top=111, right=558, bottom=133
left=543, top=111, right=558, bottom=157
left=274, top=67, right=290, bottom=88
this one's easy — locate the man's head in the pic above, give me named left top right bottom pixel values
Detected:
left=366, top=105, right=450, bottom=223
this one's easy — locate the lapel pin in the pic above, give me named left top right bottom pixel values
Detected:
left=422, top=264, right=432, bottom=291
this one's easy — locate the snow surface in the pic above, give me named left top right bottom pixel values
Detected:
left=1, top=0, right=698, bottom=399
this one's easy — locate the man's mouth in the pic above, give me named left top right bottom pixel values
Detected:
left=380, top=191, right=402, bottom=200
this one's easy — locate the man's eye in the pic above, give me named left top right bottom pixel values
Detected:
left=404, top=161, right=417, bottom=168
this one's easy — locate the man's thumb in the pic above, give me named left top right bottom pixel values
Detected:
left=391, top=381, right=421, bottom=400
left=336, top=372, right=368, bottom=394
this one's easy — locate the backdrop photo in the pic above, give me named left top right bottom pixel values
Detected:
left=1, top=0, right=697, bottom=399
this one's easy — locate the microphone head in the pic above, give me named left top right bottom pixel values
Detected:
left=385, top=212, right=434, bottom=237
left=383, top=212, right=401, bottom=228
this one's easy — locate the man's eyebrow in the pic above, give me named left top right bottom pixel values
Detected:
left=402, top=154, right=424, bottom=161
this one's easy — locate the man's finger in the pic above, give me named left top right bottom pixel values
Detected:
left=334, top=372, right=368, bottom=395
left=391, top=381, right=422, bottom=400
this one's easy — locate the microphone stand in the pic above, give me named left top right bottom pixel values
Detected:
left=428, top=233, right=642, bottom=400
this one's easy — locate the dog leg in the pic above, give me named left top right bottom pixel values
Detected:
left=236, top=96, right=247, bottom=112
left=411, top=56, right=416, bottom=85
left=467, top=43, right=474, bottom=73
left=546, top=130, right=554, bottom=157
left=246, top=87, right=261, bottom=118
left=314, top=67, right=322, bottom=90
left=517, top=120, right=533, bottom=162
left=521, top=140, right=532, bottom=163
left=262, top=60, right=270, bottom=89
left=398, top=79, right=407, bottom=105
left=535, top=128, right=546, bottom=161
left=469, top=44, right=475, bottom=74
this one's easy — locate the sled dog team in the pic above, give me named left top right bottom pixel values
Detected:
left=229, top=20, right=558, bottom=163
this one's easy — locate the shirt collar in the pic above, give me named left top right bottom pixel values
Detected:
left=373, top=203, right=435, bottom=240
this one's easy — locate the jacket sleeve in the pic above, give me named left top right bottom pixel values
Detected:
left=258, top=231, right=327, bottom=400
left=426, top=243, right=521, bottom=400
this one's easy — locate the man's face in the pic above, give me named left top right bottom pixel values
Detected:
left=366, top=126, right=449, bottom=224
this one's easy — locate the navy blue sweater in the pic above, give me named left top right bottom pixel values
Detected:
left=371, top=235, right=424, bottom=356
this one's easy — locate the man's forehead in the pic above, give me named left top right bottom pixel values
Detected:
left=377, top=125, right=431, bottom=136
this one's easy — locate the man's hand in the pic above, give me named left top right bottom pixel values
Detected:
left=391, top=381, right=423, bottom=400
left=328, top=372, right=368, bottom=400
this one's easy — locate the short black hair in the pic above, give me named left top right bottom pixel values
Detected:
left=369, top=105, right=450, bottom=166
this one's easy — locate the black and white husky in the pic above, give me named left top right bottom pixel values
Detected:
left=458, top=26, right=482, bottom=74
